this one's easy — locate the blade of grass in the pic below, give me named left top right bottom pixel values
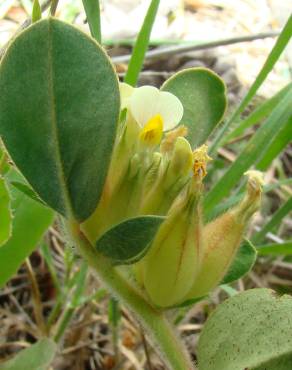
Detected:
left=206, top=180, right=292, bottom=221
left=264, top=178, right=292, bottom=193
left=257, top=241, right=292, bottom=255
left=204, top=86, right=292, bottom=216
left=224, top=84, right=291, bottom=143
left=252, top=197, right=292, bottom=244
left=124, top=0, right=160, bottom=86
left=108, top=297, right=121, bottom=364
left=209, top=15, right=292, bottom=155
left=82, top=0, right=101, bottom=43
left=32, top=0, right=41, bottom=22
left=54, top=261, right=88, bottom=342
left=256, top=116, right=292, bottom=171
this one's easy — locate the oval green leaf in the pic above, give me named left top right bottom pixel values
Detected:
left=0, top=338, right=56, bottom=370
left=0, top=176, right=12, bottom=247
left=161, top=68, right=227, bottom=148
left=0, top=18, right=120, bottom=222
left=221, top=239, right=257, bottom=284
left=198, top=288, right=292, bottom=370
left=96, top=216, right=165, bottom=264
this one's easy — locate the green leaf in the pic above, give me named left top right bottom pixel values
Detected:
left=204, top=86, right=292, bottom=215
left=0, top=18, right=120, bottom=222
left=82, top=0, right=101, bottom=43
left=10, top=181, right=45, bottom=205
left=0, top=338, right=56, bottom=370
left=162, top=68, right=227, bottom=148
left=257, top=241, right=292, bottom=256
left=95, top=216, right=165, bottom=264
left=210, top=15, right=292, bottom=154
left=32, top=0, right=41, bottom=23
left=221, top=240, right=257, bottom=284
left=0, top=180, right=54, bottom=288
left=0, top=177, right=11, bottom=247
left=124, top=0, right=160, bottom=86
left=198, top=288, right=292, bottom=370
left=253, top=354, right=292, bottom=370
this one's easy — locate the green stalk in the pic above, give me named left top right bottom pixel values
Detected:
left=124, top=0, right=160, bottom=86
left=209, top=15, right=292, bottom=155
left=82, top=0, right=102, bottom=43
left=69, top=221, right=195, bottom=370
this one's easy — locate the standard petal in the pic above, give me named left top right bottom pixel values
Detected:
left=120, top=82, right=134, bottom=109
left=156, top=91, right=184, bottom=131
left=129, top=86, right=161, bottom=127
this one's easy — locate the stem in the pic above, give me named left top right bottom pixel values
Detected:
left=69, top=222, right=195, bottom=370
left=113, top=31, right=279, bottom=64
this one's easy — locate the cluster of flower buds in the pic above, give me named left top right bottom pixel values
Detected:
left=82, top=84, right=263, bottom=308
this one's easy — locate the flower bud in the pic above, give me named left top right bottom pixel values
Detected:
left=140, top=178, right=203, bottom=307
left=160, top=125, right=188, bottom=153
left=141, top=137, right=193, bottom=215
left=184, top=171, right=263, bottom=300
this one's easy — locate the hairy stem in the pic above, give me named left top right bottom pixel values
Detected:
left=69, top=221, right=195, bottom=370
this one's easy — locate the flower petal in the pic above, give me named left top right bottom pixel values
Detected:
left=120, top=82, right=134, bottom=109
left=156, top=91, right=184, bottom=131
left=130, top=86, right=161, bottom=127
left=129, top=85, right=183, bottom=131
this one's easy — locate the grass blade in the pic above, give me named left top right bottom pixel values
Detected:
left=257, top=241, right=292, bottom=256
left=82, top=0, right=101, bottom=43
left=256, top=116, right=292, bottom=170
left=40, top=242, right=62, bottom=293
left=204, top=86, right=292, bottom=215
left=224, top=84, right=291, bottom=143
left=206, top=179, right=291, bottom=221
left=32, top=0, right=41, bottom=23
left=252, top=197, right=292, bottom=244
left=209, top=15, right=292, bottom=155
left=124, top=0, right=160, bottom=86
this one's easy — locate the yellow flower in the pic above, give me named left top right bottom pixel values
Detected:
left=120, top=83, right=184, bottom=147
